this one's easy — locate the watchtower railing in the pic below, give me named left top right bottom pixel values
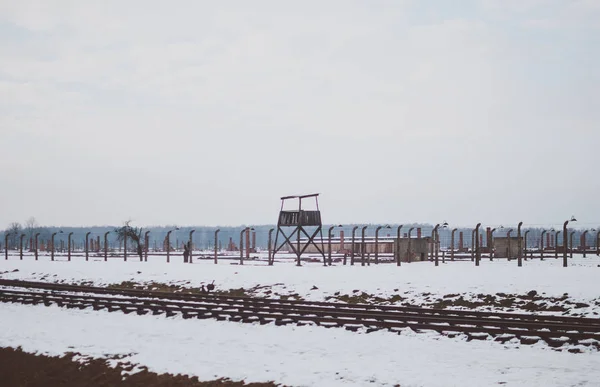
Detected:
left=278, top=210, right=322, bottom=227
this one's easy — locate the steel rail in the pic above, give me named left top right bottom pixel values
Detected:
left=0, top=279, right=598, bottom=326
left=1, top=285, right=600, bottom=347
left=0, top=291, right=597, bottom=347
left=3, top=290, right=599, bottom=343
left=3, top=288, right=599, bottom=335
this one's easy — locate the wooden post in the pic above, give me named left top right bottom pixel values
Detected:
left=524, top=230, right=530, bottom=260
left=431, top=228, right=436, bottom=262
left=143, top=231, right=149, bottom=261
left=517, top=222, right=523, bottom=267
left=436, top=230, right=441, bottom=265
left=374, top=226, right=380, bottom=265
left=214, top=229, right=220, bottom=264
left=507, top=229, right=513, bottom=260
left=475, top=223, right=481, bottom=266
left=395, top=225, right=402, bottom=266
left=407, top=227, right=414, bottom=264
left=433, top=225, right=440, bottom=266
left=562, top=222, right=568, bottom=267
left=361, top=226, right=367, bottom=266
left=246, top=228, right=251, bottom=259
left=351, top=226, right=358, bottom=266
left=4, top=233, right=9, bottom=260
left=104, top=232, right=109, bottom=261
left=51, top=232, right=60, bottom=261
left=327, top=226, right=334, bottom=266
left=35, top=233, right=40, bottom=261
left=450, top=229, right=456, bottom=261
left=267, top=228, right=274, bottom=265
left=166, top=231, right=173, bottom=263
left=85, top=232, right=91, bottom=261
left=19, top=234, right=25, bottom=260
left=189, top=230, right=195, bottom=264
left=471, top=229, right=475, bottom=262
left=239, top=228, right=246, bottom=265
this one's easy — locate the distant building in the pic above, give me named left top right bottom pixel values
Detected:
left=285, top=236, right=431, bottom=262
left=493, top=236, right=523, bottom=258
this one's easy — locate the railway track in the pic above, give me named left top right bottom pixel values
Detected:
left=1, top=279, right=599, bottom=349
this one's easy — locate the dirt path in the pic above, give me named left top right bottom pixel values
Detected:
left=0, top=347, right=280, bottom=387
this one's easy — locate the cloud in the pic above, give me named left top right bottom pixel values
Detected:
left=0, top=1, right=598, bottom=227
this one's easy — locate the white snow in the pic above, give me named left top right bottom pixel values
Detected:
left=1, top=254, right=600, bottom=316
left=1, top=302, right=599, bottom=387
left=2, top=255, right=600, bottom=385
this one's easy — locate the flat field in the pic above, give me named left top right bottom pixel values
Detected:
left=1, top=253, right=599, bottom=386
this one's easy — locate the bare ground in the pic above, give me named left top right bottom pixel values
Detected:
left=0, top=347, right=280, bottom=387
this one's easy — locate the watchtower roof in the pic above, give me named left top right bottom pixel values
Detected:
left=280, top=193, right=320, bottom=200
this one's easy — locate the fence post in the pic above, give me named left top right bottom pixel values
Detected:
left=214, top=229, right=220, bottom=264
left=104, top=232, right=110, bottom=261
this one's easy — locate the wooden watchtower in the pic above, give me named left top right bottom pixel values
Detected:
left=272, top=193, right=325, bottom=266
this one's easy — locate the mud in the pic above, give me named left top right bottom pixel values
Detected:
left=0, top=347, right=280, bottom=387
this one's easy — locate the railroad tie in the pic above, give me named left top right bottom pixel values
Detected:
left=2, top=282, right=600, bottom=351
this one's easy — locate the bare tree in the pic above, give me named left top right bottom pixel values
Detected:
left=24, top=217, right=39, bottom=246
left=114, top=221, right=144, bottom=261
left=6, top=222, right=22, bottom=249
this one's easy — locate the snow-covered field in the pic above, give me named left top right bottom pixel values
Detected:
left=1, top=302, right=599, bottom=387
left=2, top=253, right=600, bottom=316
left=1, top=254, right=600, bottom=386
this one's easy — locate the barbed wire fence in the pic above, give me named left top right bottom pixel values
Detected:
left=2, top=222, right=599, bottom=264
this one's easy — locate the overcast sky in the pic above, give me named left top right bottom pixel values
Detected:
left=1, top=0, right=598, bottom=229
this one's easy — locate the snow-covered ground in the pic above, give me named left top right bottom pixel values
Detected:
left=1, top=302, right=599, bottom=387
left=2, top=254, right=600, bottom=386
left=2, top=253, right=600, bottom=316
